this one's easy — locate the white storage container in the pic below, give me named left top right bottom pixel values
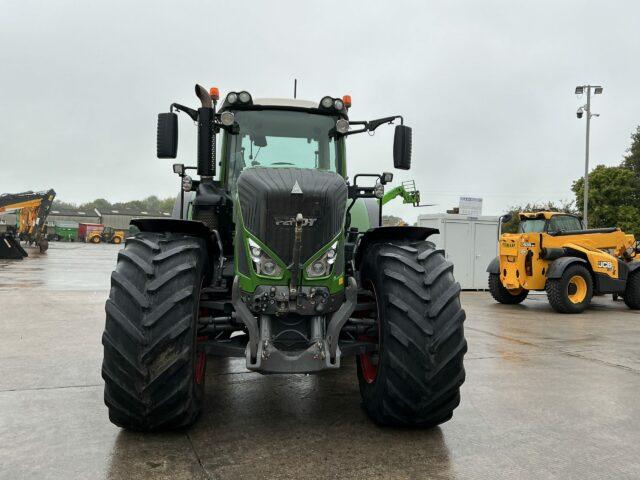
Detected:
left=418, top=214, right=500, bottom=290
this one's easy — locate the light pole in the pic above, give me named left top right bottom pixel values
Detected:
left=575, top=84, right=603, bottom=229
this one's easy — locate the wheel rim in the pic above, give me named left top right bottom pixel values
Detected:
left=508, top=287, right=523, bottom=296
left=195, top=336, right=207, bottom=385
left=358, top=281, right=380, bottom=384
left=194, top=282, right=207, bottom=386
left=567, top=275, right=587, bottom=304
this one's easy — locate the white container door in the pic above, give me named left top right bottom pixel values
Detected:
left=443, top=221, right=473, bottom=289
left=473, top=221, right=498, bottom=289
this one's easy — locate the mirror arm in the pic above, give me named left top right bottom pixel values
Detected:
left=170, top=103, right=198, bottom=122
left=343, top=116, right=404, bottom=136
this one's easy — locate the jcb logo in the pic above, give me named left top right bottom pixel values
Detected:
left=597, top=261, right=613, bottom=270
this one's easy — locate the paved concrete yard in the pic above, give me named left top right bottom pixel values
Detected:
left=1, top=242, right=640, bottom=479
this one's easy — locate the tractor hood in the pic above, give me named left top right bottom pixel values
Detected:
left=236, top=167, right=347, bottom=265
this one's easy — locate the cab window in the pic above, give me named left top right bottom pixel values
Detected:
left=519, top=219, right=545, bottom=233
left=547, top=215, right=582, bottom=233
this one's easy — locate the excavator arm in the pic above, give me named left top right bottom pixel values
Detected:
left=0, top=189, right=56, bottom=259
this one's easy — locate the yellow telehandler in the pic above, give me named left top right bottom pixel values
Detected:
left=487, top=211, right=640, bottom=313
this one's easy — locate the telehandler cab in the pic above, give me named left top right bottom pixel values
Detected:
left=488, top=211, right=640, bottom=313
left=101, top=85, right=467, bottom=431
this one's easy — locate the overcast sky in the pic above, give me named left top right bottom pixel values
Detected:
left=1, top=1, right=639, bottom=223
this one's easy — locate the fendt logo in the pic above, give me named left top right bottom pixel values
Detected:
left=274, top=216, right=318, bottom=227
left=597, top=261, right=614, bottom=270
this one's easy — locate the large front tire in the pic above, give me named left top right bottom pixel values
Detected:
left=357, top=241, right=467, bottom=427
left=101, top=232, right=208, bottom=431
left=546, top=263, right=593, bottom=314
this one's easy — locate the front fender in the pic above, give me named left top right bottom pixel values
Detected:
left=546, top=256, right=587, bottom=279
left=354, top=226, right=438, bottom=269
left=486, top=257, right=500, bottom=274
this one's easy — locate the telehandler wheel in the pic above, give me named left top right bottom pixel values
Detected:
left=38, top=239, right=49, bottom=253
left=546, top=264, right=593, bottom=314
left=101, top=232, right=209, bottom=431
left=488, top=273, right=528, bottom=304
left=623, top=271, right=640, bottom=310
left=112, top=236, right=122, bottom=245
left=357, top=241, right=467, bottom=428
left=91, top=235, right=101, bottom=244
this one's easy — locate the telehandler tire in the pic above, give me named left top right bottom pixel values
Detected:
left=623, top=271, right=640, bottom=310
left=488, top=273, right=528, bottom=304
left=101, top=232, right=208, bottom=431
left=546, top=263, right=593, bottom=314
left=357, top=241, right=467, bottom=428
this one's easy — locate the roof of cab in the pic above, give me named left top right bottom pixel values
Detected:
left=518, top=211, right=577, bottom=220
left=253, top=98, right=317, bottom=108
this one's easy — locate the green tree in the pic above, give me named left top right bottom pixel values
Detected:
left=572, top=164, right=640, bottom=236
left=622, top=126, right=640, bottom=177
left=500, top=200, right=576, bottom=234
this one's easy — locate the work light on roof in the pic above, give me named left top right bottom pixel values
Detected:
left=226, top=92, right=238, bottom=104
left=334, top=98, right=344, bottom=111
left=320, top=96, right=334, bottom=109
left=238, top=91, right=252, bottom=103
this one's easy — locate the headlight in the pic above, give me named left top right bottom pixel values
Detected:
left=182, top=175, right=193, bottom=192
left=336, top=119, right=349, bottom=134
left=374, top=182, right=384, bottom=199
left=220, top=111, right=235, bottom=126
left=306, top=241, right=338, bottom=278
left=248, top=239, right=281, bottom=277
left=226, top=92, right=238, bottom=104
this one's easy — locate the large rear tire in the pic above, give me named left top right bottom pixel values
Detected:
left=488, top=273, right=528, bottom=304
left=101, top=232, right=209, bottom=431
left=546, top=263, right=593, bottom=313
left=357, top=241, right=467, bottom=427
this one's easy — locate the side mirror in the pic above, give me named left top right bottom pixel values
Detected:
left=157, top=113, right=178, bottom=159
left=501, top=213, right=513, bottom=223
left=393, top=125, right=412, bottom=170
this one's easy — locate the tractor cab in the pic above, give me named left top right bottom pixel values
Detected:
left=518, top=211, right=584, bottom=234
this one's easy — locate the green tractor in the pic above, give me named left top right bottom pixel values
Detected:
left=101, top=85, right=467, bottom=430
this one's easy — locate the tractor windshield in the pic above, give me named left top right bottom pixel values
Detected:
left=519, top=219, right=546, bottom=233
left=225, top=109, right=342, bottom=188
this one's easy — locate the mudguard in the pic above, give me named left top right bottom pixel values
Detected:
left=130, top=218, right=221, bottom=277
left=486, top=257, right=500, bottom=274
left=353, top=226, right=438, bottom=269
left=546, top=256, right=587, bottom=279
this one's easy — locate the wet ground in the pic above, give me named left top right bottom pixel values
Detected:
left=1, top=242, right=640, bottom=479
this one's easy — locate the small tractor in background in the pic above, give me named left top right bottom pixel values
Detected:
left=0, top=189, right=56, bottom=259
left=79, top=223, right=104, bottom=243
left=488, top=211, right=640, bottom=313
left=101, top=227, right=125, bottom=244
left=101, top=84, right=467, bottom=431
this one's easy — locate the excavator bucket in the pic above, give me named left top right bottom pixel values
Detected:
left=0, top=234, right=28, bottom=259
